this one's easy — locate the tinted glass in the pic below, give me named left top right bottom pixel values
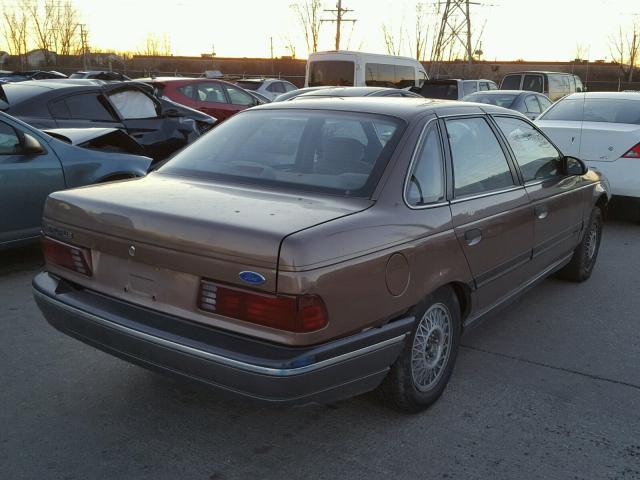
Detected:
left=49, top=99, right=71, bottom=119
left=420, top=81, right=458, bottom=100
left=308, top=61, right=355, bottom=86
left=0, top=83, right=51, bottom=105
left=524, top=95, right=541, bottom=113
left=365, top=63, right=395, bottom=87
left=0, top=122, right=21, bottom=155
left=197, top=83, right=226, bottom=103
left=225, top=85, right=254, bottom=106
left=501, top=75, right=521, bottom=89
left=446, top=117, right=515, bottom=197
left=495, top=116, right=561, bottom=182
left=178, top=84, right=196, bottom=99
left=406, top=124, right=444, bottom=206
left=539, top=98, right=582, bottom=121
left=395, top=65, right=416, bottom=88
left=462, top=93, right=516, bottom=108
left=581, top=98, right=640, bottom=124
left=236, top=81, right=261, bottom=91
left=160, top=110, right=404, bottom=197
left=523, top=75, right=543, bottom=92
left=65, top=94, right=114, bottom=121
left=283, top=82, right=297, bottom=92
left=462, top=81, right=478, bottom=95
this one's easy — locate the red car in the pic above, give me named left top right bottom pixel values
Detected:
left=140, top=77, right=261, bottom=122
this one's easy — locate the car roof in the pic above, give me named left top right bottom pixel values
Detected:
left=564, top=91, right=640, bottom=101
left=299, top=87, right=404, bottom=97
left=254, top=96, right=515, bottom=119
left=505, top=71, right=576, bottom=75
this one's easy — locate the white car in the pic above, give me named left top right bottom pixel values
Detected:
left=235, top=78, right=297, bottom=101
left=536, top=92, right=640, bottom=209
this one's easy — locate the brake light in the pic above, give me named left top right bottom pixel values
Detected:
left=42, top=236, right=92, bottom=276
left=622, top=143, right=640, bottom=158
left=198, top=280, right=328, bottom=332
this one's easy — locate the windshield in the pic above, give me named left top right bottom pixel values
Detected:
left=236, top=81, right=261, bottom=91
left=308, top=61, right=354, bottom=87
left=463, top=93, right=517, bottom=108
left=159, top=109, right=404, bottom=197
left=420, top=82, right=458, bottom=100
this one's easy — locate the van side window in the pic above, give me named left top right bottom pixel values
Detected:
left=495, top=116, right=562, bottom=182
left=501, top=75, right=521, bottom=89
left=406, top=124, right=445, bottom=206
left=463, top=81, right=478, bottom=95
left=365, top=63, right=416, bottom=88
left=522, top=75, right=543, bottom=93
left=446, top=117, right=515, bottom=197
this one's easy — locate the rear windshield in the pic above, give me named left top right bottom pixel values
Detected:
left=462, top=93, right=517, bottom=108
left=236, top=81, right=262, bottom=91
left=0, top=83, right=50, bottom=106
left=308, top=61, right=355, bottom=87
left=420, top=81, right=458, bottom=100
left=541, top=98, right=640, bottom=124
left=501, top=75, right=521, bottom=90
left=159, top=109, right=405, bottom=197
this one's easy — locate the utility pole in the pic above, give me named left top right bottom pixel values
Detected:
left=78, top=24, right=88, bottom=70
left=322, top=1, right=356, bottom=51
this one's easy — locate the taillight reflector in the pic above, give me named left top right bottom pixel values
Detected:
left=622, top=143, right=640, bottom=158
left=198, top=280, right=327, bottom=332
left=42, top=236, right=92, bottom=276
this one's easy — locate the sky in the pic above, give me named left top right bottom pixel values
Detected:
left=45, top=0, right=640, bottom=61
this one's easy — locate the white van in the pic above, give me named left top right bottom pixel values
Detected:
left=305, top=51, right=428, bottom=89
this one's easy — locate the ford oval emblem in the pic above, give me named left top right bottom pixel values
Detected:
left=239, top=271, right=266, bottom=285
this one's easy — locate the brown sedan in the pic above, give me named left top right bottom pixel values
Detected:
left=33, top=98, right=610, bottom=411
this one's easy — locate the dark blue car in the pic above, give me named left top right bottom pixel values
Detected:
left=0, top=111, right=151, bottom=249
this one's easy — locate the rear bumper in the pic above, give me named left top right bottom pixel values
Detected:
left=33, top=272, right=412, bottom=406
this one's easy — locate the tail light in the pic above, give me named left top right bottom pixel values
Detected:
left=42, top=236, right=92, bottom=277
left=622, top=143, right=640, bottom=158
left=198, top=280, right=328, bottom=332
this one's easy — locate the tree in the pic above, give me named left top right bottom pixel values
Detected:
left=1, top=0, right=29, bottom=66
left=609, top=22, right=640, bottom=84
left=381, top=21, right=403, bottom=56
left=292, top=0, right=322, bottom=54
left=410, top=4, right=429, bottom=61
left=138, top=33, right=172, bottom=56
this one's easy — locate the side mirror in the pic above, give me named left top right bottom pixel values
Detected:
left=22, top=133, right=46, bottom=155
left=564, top=156, right=588, bottom=175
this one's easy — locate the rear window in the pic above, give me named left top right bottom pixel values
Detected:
left=0, top=83, right=51, bottom=106
left=236, top=81, right=262, bottom=91
left=420, top=81, right=458, bottom=100
left=462, top=93, right=516, bottom=108
left=580, top=98, right=640, bottom=124
left=501, top=75, right=521, bottom=90
left=308, top=61, right=355, bottom=87
left=160, top=109, right=404, bottom=197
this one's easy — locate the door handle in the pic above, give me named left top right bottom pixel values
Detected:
left=534, top=205, right=548, bottom=219
left=464, top=228, right=482, bottom=246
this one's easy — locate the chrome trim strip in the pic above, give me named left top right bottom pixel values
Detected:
left=34, top=289, right=407, bottom=377
left=450, top=185, right=524, bottom=204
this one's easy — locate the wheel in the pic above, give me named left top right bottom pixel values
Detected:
left=557, top=206, right=603, bottom=282
left=377, top=287, right=461, bottom=413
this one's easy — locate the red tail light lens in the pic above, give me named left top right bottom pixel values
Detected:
left=622, top=143, right=640, bottom=158
left=198, top=280, right=328, bottom=332
left=42, top=236, right=93, bottom=277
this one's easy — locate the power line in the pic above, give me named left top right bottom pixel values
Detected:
left=321, top=0, right=356, bottom=51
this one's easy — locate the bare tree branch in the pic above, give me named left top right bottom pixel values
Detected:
left=292, top=0, right=322, bottom=54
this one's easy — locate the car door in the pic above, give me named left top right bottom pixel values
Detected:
left=444, top=115, right=533, bottom=311
left=0, top=119, right=65, bottom=245
left=222, top=84, right=257, bottom=118
left=195, top=82, right=233, bottom=120
left=493, top=115, right=585, bottom=276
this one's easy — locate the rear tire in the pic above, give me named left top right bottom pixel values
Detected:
left=557, top=206, right=603, bottom=282
left=377, top=287, right=461, bottom=413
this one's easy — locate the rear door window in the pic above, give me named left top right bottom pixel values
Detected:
left=522, top=74, right=543, bottom=93
left=479, top=82, right=490, bottom=91
left=196, top=83, right=227, bottom=103
left=108, top=90, right=158, bottom=119
left=537, top=95, right=552, bottom=111
left=224, top=84, right=255, bottom=106
left=524, top=95, right=542, bottom=114
left=177, top=84, right=196, bottom=100
left=446, top=117, right=515, bottom=197
left=53, top=93, right=116, bottom=121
